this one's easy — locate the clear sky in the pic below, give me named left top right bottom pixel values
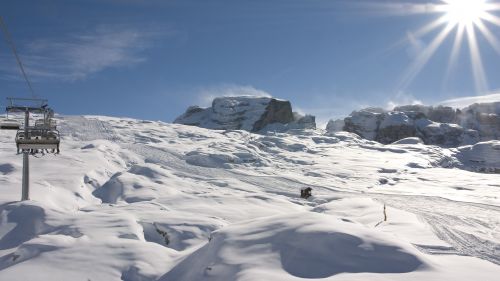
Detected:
left=1, top=0, right=499, bottom=124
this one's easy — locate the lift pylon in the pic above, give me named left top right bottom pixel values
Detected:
left=5, top=98, right=60, bottom=201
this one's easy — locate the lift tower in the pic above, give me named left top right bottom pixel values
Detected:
left=5, top=98, right=60, bottom=201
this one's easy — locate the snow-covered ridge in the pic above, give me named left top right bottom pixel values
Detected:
left=174, top=96, right=316, bottom=132
left=1, top=115, right=500, bottom=280
left=329, top=102, right=500, bottom=147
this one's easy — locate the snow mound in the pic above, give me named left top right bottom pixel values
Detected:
left=93, top=164, right=180, bottom=203
left=455, top=141, right=500, bottom=173
left=160, top=212, right=427, bottom=281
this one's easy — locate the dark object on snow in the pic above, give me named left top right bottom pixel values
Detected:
left=301, top=187, right=312, bottom=199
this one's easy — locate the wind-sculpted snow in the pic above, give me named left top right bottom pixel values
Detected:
left=160, top=212, right=426, bottom=281
left=1, top=116, right=500, bottom=280
left=454, top=141, right=500, bottom=173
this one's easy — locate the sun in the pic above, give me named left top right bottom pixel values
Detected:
left=395, top=0, right=500, bottom=94
left=441, top=0, right=488, bottom=27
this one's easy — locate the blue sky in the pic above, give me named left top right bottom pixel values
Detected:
left=1, top=0, right=499, bottom=124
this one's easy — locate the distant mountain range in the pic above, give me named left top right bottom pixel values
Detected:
left=174, top=95, right=500, bottom=147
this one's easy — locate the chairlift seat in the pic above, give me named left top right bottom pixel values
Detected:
left=0, top=119, right=21, bottom=130
left=16, top=129, right=60, bottom=151
left=34, top=119, right=57, bottom=129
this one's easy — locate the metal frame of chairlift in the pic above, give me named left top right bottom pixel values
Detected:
left=4, top=97, right=60, bottom=201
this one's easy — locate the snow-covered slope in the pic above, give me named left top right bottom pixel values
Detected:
left=1, top=116, right=499, bottom=280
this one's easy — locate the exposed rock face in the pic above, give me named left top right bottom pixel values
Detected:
left=336, top=103, right=500, bottom=146
left=294, top=114, right=316, bottom=129
left=458, top=102, right=500, bottom=140
left=325, top=119, right=345, bottom=132
left=376, top=112, right=417, bottom=144
left=252, top=99, right=294, bottom=131
left=343, top=108, right=384, bottom=140
left=394, top=105, right=457, bottom=123
left=174, top=96, right=314, bottom=132
left=261, top=113, right=316, bottom=132
left=415, top=120, right=468, bottom=147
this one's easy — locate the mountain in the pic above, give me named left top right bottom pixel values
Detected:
left=174, top=96, right=316, bottom=132
left=0, top=114, right=499, bottom=280
left=328, top=102, right=500, bottom=147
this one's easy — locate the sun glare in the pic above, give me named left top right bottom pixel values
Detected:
left=442, top=0, right=488, bottom=26
left=397, top=0, right=500, bottom=94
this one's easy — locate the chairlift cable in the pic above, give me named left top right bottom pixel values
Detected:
left=0, top=16, right=37, bottom=99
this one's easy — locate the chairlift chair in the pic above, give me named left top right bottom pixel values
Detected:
left=16, top=128, right=60, bottom=153
left=4, top=98, right=60, bottom=154
left=0, top=117, right=21, bottom=130
left=34, top=118, right=57, bottom=129
left=0, top=111, right=21, bottom=130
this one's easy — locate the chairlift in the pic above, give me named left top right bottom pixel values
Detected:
left=5, top=98, right=60, bottom=154
left=35, top=118, right=57, bottom=129
left=0, top=116, right=21, bottom=130
left=1, top=16, right=60, bottom=201
left=0, top=109, right=21, bottom=130
left=16, top=128, right=60, bottom=153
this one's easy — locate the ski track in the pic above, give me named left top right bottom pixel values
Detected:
left=374, top=194, right=500, bottom=265
left=58, top=116, right=119, bottom=142
left=58, top=116, right=500, bottom=266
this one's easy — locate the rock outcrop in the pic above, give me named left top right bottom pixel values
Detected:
left=174, top=96, right=315, bottom=132
left=325, top=119, right=345, bottom=133
left=335, top=102, right=500, bottom=147
left=458, top=102, right=500, bottom=140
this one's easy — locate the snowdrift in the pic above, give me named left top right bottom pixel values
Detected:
left=161, top=212, right=427, bottom=281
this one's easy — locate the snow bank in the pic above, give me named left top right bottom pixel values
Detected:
left=392, top=137, right=424, bottom=145
left=455, top=141, right=500, bottom=173
left=160, top=212, right=427, bottom=281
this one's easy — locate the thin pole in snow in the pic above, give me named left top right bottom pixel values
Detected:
left=21, top=110, right=29, bottom=201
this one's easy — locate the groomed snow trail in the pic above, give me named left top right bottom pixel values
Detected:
left=376, top=195, right=500, bottom=265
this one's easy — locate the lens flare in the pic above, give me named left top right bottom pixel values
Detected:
left=397, top=0, right=500, bottom=93
left=441, top=0, right=488, bottom=27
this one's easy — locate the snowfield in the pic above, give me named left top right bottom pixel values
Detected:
left=1, top=115, right=499, bottom=280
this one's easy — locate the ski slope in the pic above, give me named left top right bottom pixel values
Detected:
left=0, top=115, right=499, bottom=280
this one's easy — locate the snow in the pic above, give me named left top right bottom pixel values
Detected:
left=379, top=112, right=411, bottom=128
left=174, top=96, right=274, bottom=131
left=454, top=141, right=500, bottom=173
left=392, top=137, right=424, bottom=145
left=439, top=93, right=500, bottom=108
left=161, top=211, right=427, bottom=281
left=1, top=115, right=500, bottom=280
